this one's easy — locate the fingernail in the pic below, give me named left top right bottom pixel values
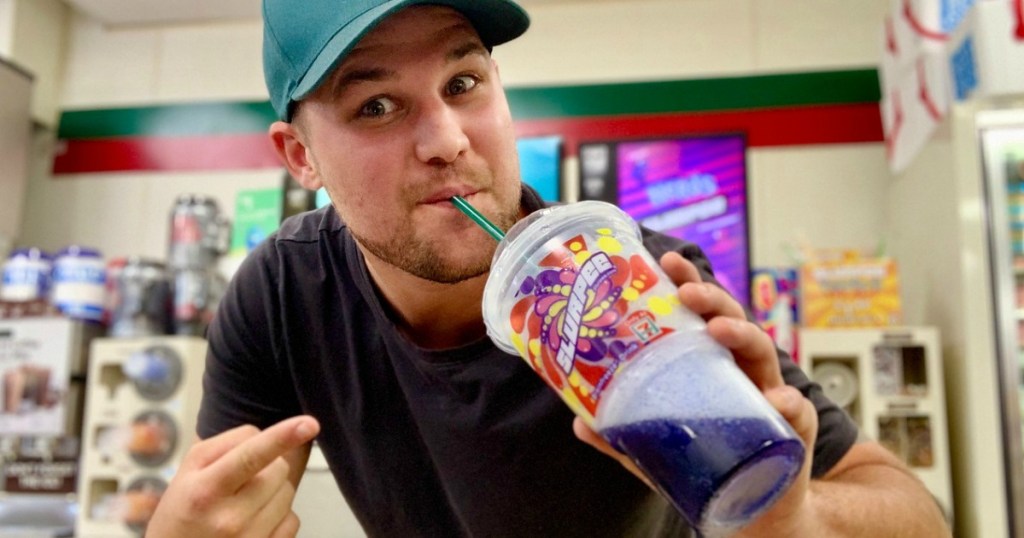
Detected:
left=296, top=420, right=315, bottom=439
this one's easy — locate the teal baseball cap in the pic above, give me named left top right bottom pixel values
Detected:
left=263, top=0, right=531, bottom=121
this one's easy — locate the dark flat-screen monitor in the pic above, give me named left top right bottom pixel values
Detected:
left=516, top=135, right=562, bottom=202
left=578, top=134, right=750, bottom=307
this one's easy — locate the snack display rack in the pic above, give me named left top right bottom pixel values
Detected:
left=75, top=336, right=206, bottom=537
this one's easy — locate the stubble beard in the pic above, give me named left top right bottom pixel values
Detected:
left=350, top=197, right=520, bottom=284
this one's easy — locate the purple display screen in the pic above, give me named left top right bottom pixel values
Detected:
left=616, top=135, right=750, bottom=306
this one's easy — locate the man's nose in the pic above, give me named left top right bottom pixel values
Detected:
left=414, top=102, right=470, bottom=165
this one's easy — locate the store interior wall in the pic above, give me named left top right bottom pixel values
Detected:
left=0, top=0, right=14, bottom=56
left=10, top=0, right=1006, bottom=536
left=18, top=0, right=892, bottom=268
left=884, top=111, right=1008, bottom=537
left=0, top=58, right=31, bottom=257
left=2, top=0, right=68, bottom=126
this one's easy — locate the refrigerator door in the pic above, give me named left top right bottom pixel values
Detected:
left=979, top=112, right=1024, bottom=538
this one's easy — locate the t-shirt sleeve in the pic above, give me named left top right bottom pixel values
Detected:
left=196, top=239, right=301, bottom=439
left=778, top=349, right=859, bottom=477
left=639, top=227, right=859, bottom=477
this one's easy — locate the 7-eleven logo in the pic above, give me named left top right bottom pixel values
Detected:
left=627, top=311, right=662, bottom=343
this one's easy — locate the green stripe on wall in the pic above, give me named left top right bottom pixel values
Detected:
left=57, top=101, right=278, bottom=140
left=57, top=69, right=880, bottom=140
left=505, top=69, right=881, bottom=119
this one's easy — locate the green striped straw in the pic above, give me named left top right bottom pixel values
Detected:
left=451, top=195, right=505, bottom=241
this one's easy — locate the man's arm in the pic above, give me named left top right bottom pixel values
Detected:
left=574, top=252, right=951, bottom=537
left=574, top=412, right=949, bottom=537
left=670, top=251, right=949, bottom=537
left=804, top=441, right=949, bottom=535
left=723, top=380, right=949, bottom=537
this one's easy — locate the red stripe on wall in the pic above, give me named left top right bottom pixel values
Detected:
left=52, top=104, right=881, bottom=174
left=52, top=133, right=281, bottom=175
left=514, top=103, right=883, bottom=156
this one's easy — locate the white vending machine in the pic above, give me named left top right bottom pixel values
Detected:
left=799, top=326, right=953, bottom=520
left=75, top=336, right=206, bottom=537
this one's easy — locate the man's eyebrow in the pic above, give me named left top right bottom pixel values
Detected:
left=331, top=67, right=395, bottom=98
left=448, top=41, right=489, bottom=62
left=327, top=39, right=487, bottom=98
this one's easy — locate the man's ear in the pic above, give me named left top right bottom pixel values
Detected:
left=269, top=120, right=322, bottom=190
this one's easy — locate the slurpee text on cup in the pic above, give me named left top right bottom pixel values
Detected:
left=481, top=201, right=804, bottom=537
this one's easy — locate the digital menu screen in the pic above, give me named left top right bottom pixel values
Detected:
left=579, top=134, right=750, bottom=306
left=516, top=136, right=562, bottom=203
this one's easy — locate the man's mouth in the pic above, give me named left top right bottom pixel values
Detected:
left=420, top=187, right=479, bottom=205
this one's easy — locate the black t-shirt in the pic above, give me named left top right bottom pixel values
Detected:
left=198, top=186, right=858, bottom=537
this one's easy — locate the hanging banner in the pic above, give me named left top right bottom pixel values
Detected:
left=964, top=1, right=1024, bottom=95
left=880, top=0, right=960, bottom=173
left=880, top=36, right=953, bottom=174
left=881, top=0, right=1024, bottom=173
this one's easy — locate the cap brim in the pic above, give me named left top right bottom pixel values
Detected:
left=289, top=0, right=529, bottom=116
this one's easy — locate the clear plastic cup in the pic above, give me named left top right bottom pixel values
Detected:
left=482, top=201, right=804, bottom=536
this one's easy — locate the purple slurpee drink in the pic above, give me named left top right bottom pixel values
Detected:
left=482, top=201, right=804, bottom=536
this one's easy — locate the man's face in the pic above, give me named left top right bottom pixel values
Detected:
left=296, top=6, right=522, bottom=283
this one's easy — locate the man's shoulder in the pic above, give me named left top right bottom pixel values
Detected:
left=639, top=226, right=700, bottom=259
left=237, top=205, right=347, bottom=283
left=275, top=205, right=341, bottom=243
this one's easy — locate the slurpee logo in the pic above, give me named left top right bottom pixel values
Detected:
left=508, top=230, right=679, bottom=419
left=556, top=252, right=615, bottom=374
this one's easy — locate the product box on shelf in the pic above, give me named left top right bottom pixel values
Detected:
left=751, top=267, right=800, bottom=361
left=230, top=188, right=283, bottom=257
left=1, top=436, right=79, bottom=495
left=800, top=250, right=903, bottom=328
left=0, top=315, right=96, bottom=438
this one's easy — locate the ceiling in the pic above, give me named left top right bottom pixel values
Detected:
left=62, top=0, right=263, bottom=26
left=62, top=0, right=594, bottom=27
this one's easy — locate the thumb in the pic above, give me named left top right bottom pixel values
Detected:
left=764, top=386, right=817, bottom=471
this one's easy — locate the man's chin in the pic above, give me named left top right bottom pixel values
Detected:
left=352, top=226, right=499, bottom=284
left=406, top=260, right=491, bottom=285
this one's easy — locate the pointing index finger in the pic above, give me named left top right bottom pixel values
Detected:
left=205, top=415, right=320, bottom=494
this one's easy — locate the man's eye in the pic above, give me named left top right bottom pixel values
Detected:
left=447, top=75, right=478, bottom=96
left=359, top=97, right=396, bottom=118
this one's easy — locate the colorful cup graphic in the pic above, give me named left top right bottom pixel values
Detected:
left=482, top=201, right=804, bottom=536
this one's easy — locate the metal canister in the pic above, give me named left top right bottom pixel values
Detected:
left=109, top=258, right=172, bottom=338
left=1, top=248, right=53, bottom=302
left=172, top=268, right=226, bottom=336
left=103, top=257, right=127, bottom=326
left=168, top=194, right=230, bottom=270
left=51, top=246, right=106, bottom=322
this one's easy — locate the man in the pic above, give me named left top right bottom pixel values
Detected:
left=147, top=1, right=951, bottom=536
